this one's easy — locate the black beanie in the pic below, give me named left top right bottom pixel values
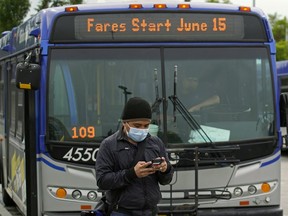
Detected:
left=122, top=97, right=152, bottom=121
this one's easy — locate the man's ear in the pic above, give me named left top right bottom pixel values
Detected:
left=123, top=122, right=128, bottom=132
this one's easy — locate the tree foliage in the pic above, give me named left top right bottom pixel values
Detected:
left=204, top=1, right=288, bottom=61
left=36, top=0, right=83, bottom=11
left=0, top=0, right=30, bottom=33
left=1, top=0, right=287, bottom=60
left=269, top=13, right=288, bottom=61
left=276, top=41, right=288, bottom=61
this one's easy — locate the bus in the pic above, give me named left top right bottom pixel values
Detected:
left=277, top=60, right=288, bottom=150
left=0, top=1, right=284, bottom=215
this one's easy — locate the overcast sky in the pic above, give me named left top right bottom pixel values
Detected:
left=27, top=0, right=288, bottom=20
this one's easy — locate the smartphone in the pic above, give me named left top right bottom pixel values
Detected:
left=151, top=158, right=163, bottom=166
left=147, top=158, right=163, bottom=168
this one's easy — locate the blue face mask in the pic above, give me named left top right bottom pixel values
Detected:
left=126, top=124, right=149, bottom=142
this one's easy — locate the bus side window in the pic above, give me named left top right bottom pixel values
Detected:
left=280, top=93, right=288, bottom=127
left=16, top=90, right=24, bottom=142
left=0, top=62, right=4, bottom=140
left=9, top=62, right=17, bottom=137
left=280, top=76, right=288, bottom=93
left=0, top=63, right=4, bottom=119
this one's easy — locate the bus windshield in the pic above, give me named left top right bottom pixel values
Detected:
left=48, top=47, right=274, bottom=145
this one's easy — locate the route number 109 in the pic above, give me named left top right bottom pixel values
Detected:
left=71, top=126, right=95, bottom=139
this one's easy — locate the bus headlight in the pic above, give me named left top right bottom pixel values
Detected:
left=248, top=185, right=257, bottom=195
left=72, top=190, right=82, bottom=199
left=233, top=187, right=243, bottom=197
left=87, top=191, right=97, bottom=201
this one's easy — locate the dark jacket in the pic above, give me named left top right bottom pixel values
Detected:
left=95, top=129, right=174, bottom=211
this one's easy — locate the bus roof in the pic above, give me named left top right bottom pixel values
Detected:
left=0, top=1, right=271, bottom=56
left=42, top=1, right=266, bottom=16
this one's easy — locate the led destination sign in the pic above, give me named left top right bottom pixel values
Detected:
left=75, top=13, right=243, bottom=41
left=84, top=15, right=228, bottom=33
left=52, top=12, right=267, bottom=42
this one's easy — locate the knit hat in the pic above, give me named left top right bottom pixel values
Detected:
left=122, top=97, right=152, bottom=121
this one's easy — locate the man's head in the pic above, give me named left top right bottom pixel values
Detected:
left=184, top=76, right=199, bottom=90
left=121, top=97, right=152, bottom=142
left=122, top=97, right=152, bottom=121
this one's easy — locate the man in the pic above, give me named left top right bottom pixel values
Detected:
left=181, top=76, right=220, bottom=112
left=96, top=97, right=174, bottom=216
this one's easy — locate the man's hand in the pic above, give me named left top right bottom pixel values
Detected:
left=152, top=157, right=168, bottom=173
left=189, top=104, right=201, bottom=112
left=134, top=157, right=168, bottom=178
left=134, top=161, right=155, bottom=178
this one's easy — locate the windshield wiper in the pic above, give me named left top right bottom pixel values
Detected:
left=168, top=65, right=212, bottom=143
left=151, top=68, right=163, bottom=126
left=169, top=95, right=213, bottom=143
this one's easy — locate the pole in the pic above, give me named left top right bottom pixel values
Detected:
left=253, top=0, right=255, bottom=7
left=285, top=17, right=288, bottom=41
left=194, top=147, right=199, bottom=216
left=24, top=90, right=38, bottom=216
left=173, top=65, right=177, bottom=123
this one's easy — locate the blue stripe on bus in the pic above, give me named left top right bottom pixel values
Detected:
left=260, top=154, right=281, bottom=168
left=37, top=157, right=65, bottom=172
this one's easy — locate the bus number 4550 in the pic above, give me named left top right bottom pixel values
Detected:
left=63, top=147, right=99, bottom=162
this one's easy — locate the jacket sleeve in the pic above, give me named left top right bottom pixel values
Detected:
left=157, top=161, right=174, bottom=185
left=154, top=137, right=174, bottom=185
left=95, top=136, right=138, bottom=190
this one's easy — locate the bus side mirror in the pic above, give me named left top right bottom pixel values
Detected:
left=16, top=62, right=41, bottom=90
left=280, top=93, right=288, bottom=127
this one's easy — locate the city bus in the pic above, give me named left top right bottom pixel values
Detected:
left=277, top=60, right=288, bottom=150
left=0, top=1, right=283, bottom=215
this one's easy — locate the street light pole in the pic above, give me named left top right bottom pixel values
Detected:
left=253, top=0, right=256, bottom=7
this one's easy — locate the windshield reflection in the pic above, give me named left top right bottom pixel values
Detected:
left=48, top=47, right=274, bottom=145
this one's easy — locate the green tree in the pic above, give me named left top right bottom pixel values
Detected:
left=36, top=0, right=83, bottom=11
left=269, top=13, right=288, bottom=60
left=276, top=41, right=288, bottom=61
left=0, top=0, right=30, bottom=33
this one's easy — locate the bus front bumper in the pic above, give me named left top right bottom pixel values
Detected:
left=158, top=206, right=283, bottom=216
